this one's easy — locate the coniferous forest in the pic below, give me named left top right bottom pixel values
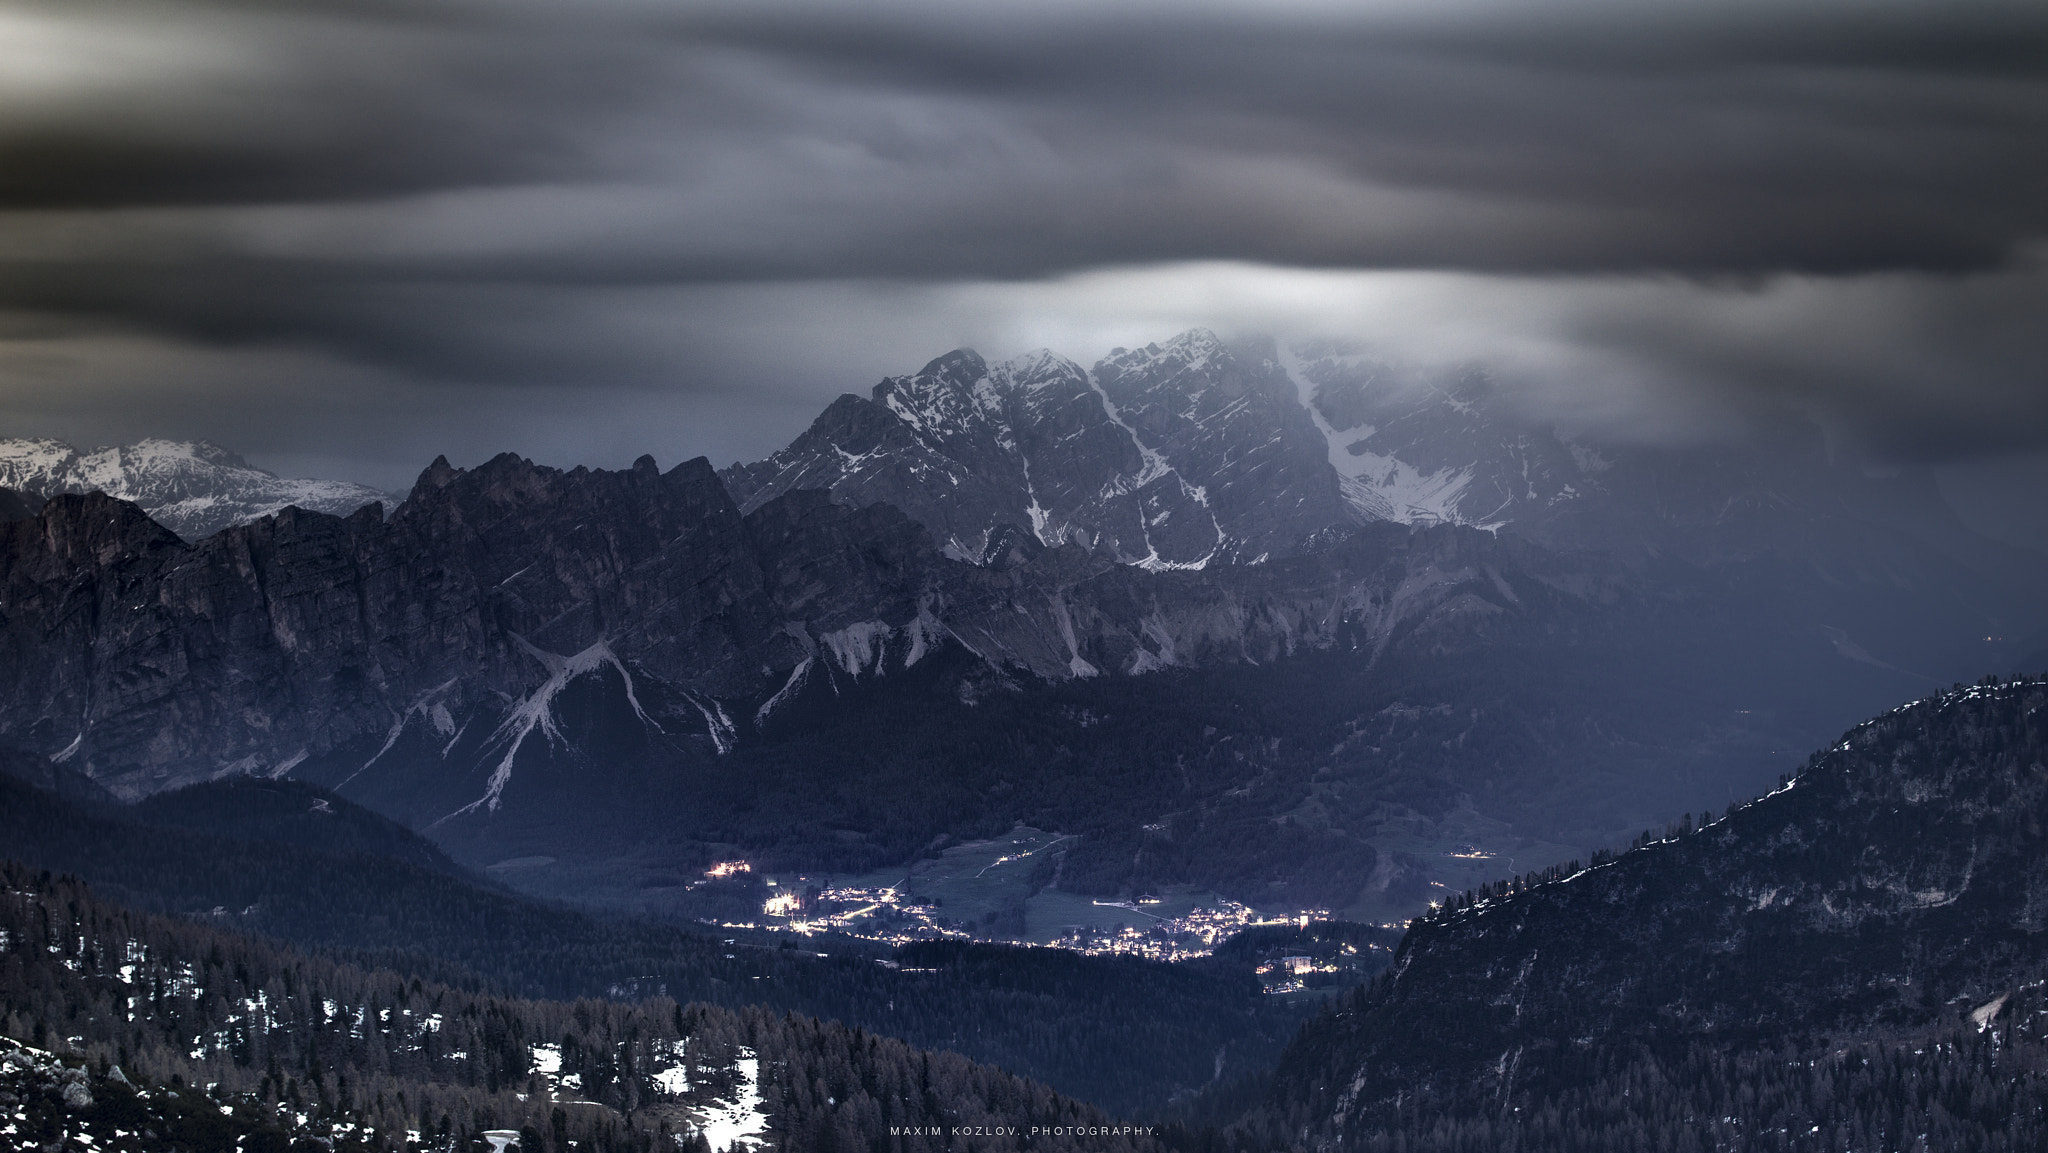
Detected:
left=0, top=771, right=1307, bottom=1119
left=1225, top=677, right=2048, bottom=1151
left=1, top=861, right=1175, bottom=1153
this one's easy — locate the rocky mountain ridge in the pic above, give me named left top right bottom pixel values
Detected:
left=0, top=450, right=1554, bottom=803
left=1253, top=676, right=2048, bottom=1147
left=0, top=436, right=391, bottom=541
left=0, top=334, right=2039, bottom=914
left=724, top=329, right=2031, bottom=584
left=724, top=331, right=1418, bottom=568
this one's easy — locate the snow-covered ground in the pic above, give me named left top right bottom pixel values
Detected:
left=692, top=1048, right=771, bottom=1152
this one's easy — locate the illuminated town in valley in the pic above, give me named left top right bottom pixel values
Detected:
left=689, top=856, right=1346, bottom=968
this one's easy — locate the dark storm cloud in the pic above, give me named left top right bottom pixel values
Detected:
left=694, top=2, right=2048, bottom=274
left=0, top=3, right=691, bottom=208
left=8, top=0, right=2042, bottom=272
left=0, top=0, right=2044, bottom=479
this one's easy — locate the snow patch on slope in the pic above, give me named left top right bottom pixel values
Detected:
left=436, top=639, right=657, bottom=822
left=1087, top=370, right=1223, bottom=569
left=339, top=678, right=462, bottom=790
left=902, top=597, right=949, bottom=668
left=684, top=692, right=737, bottom=755
left=1133, top=546, right=1220, bottom=573
left=652, top=1039, right=692, bottom=1095
left=1086, top=372, right=1172, bottom=490
left=1047, top=594, right=1100, bottom=678
left=821, top=620, right=894, bottom=677
left=1344, top=451, right=1483, bottom=527
left=755, top=657, right=814, bottom=726
left=1279, top=347, right=1495, bottom=530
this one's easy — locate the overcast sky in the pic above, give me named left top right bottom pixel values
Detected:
left=1, top=0, right=2043, bottom=527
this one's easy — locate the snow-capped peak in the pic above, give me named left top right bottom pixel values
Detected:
left=0, top=436, right=393, bottom=540
left=992, top=348, right=1088, bottom=389
left=1101, top=328, right=1226, bottom=375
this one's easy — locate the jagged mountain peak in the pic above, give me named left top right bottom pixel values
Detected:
left=872, top=349, right=995, bottom=420
left=874, top=350, right=1008, bottom=445
left=727, top=330, right=2024, bottom=585
left=1097, top=331, right=1238, bottom=393
left=725, top=330, right=1351, bottom=568
left=9, top=490, right=186, bottom=569
left=417, top=453, right=460, bottom=489
left=401, top=450, right=720, bottom=507
left=1106, top=326, right=1227, bottom=364
left=0, top=434, right=393, bottom=541
left=992, top=347, right=1089, bottom=388
left=898, top=346, right=989, bottom=385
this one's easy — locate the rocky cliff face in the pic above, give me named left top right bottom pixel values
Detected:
left=1091, top=333, right=1352, bottom=564
left=1260, top=677, right=2048, bottom=1147
left=0, top=450, right=1551, bottom=802
left=0, top=486, right=42, bottom=522
left=723, top=332, right=1353, bottom=568
left=1285, top=343, right=1590, bottom=529
left=0, top=437, right=391, bottom=541
left=729, top=330, right=2036, bottom=590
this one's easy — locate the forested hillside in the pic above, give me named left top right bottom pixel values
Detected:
left=1, top=862, right=1181, bottom=1152
left=0, top=773, right=1299, bottom=1116
left=1238, top=676, right=2048, bottom=1150
left=1235, top=1003, right=2048, bottom=1152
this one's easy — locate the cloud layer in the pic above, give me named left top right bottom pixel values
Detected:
left=0, top=0, right=2042, bottom=487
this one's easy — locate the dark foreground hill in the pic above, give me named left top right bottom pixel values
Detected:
left=0, top=862, right=1173, bottom=1153
left=1239, top=676, right=2048, bottom=1151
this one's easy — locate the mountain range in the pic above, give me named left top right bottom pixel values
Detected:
left=4, top=330, right=2048, bottom=1149
left=723, top=330, right=2031, bottom=581
left=722, top=336, right=1351, bottom=569
left=0, top=436, right=391, bottom=541
left=0, top=330, right=2040, bottom=923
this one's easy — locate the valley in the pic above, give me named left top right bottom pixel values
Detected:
left=10, top=0, right=2044, bottom=1143
left=2, top=331, right=2039, bottom=932
left=6, top=675, right=2046, bottom=1149
left=680, top=829, right=1305, bottom=958
left=0, top=330, right=2042, bottom=1149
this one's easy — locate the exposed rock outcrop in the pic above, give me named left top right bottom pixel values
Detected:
left=0, top=452, right=1548, bottom=800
